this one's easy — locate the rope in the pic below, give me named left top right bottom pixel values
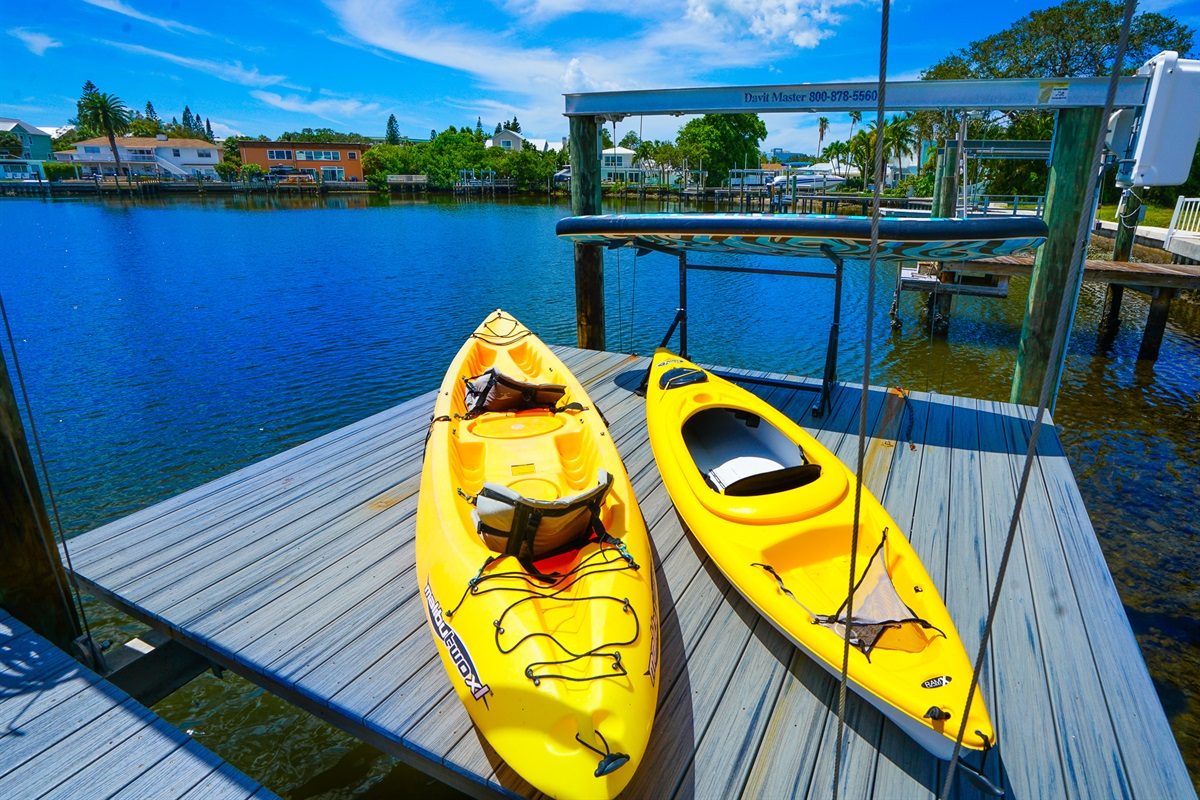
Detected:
left=832, top=0, right=889, bottom=794
left=0, top=291, right=97, bottom=654
left=939, top=0, right=1139, bottom=794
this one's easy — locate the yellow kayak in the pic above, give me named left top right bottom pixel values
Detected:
left=644, top=349, right=993, bottom=761
left=416, top=311, right=659, bottom=799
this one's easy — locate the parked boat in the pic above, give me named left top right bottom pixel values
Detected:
left=416, top=310, right=659, bottom=799
left=643, top=350, right=995, bottom=762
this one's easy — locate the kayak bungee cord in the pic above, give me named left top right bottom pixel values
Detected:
left=444, top=541, right=643, bottom=686
left=470, top=310, right=534, bottom=346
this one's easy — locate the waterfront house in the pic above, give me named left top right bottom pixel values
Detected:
left=239, top=141, right=370, bottom=181
left=59, top=135, right=220, bottom=179
left=485, top=130, right=566, bottom=154
left=601, top=146, right=642, bottom=184
left=0, top=117, right=52, bottom=179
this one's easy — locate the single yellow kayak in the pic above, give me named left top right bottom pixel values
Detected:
left=645, top=349, right=993, bottom=760
left=416, top=311, right=659, bottom=799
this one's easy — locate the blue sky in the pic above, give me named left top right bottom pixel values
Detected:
left=3, top=0, right=1197, bottom=151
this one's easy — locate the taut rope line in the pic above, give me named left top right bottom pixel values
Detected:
left=939, top=0, right=1139, bottom=794
left=832, top=0, right=890, bottom=795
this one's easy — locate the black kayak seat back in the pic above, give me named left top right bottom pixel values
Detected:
left=660, top=367, right=708, bottom=391
left=464, top=368, right=566, bottom=418
left=473, top=471, right=614, bottom=559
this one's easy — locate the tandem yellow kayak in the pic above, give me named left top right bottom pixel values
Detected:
left=644, top=349, right=994, bottom=761
left=416, top=311, right=659, bottom=799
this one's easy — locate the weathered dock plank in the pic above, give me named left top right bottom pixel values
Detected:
left=0, top=610, right=274, bottom=799
left=61, top=346, right=1193, bottom=800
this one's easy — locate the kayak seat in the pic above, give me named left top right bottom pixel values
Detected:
left=722, top=463, right=823, bottom=496
left=684, top=407, right=814, bottom=495
left=473, top=470, right=614, bottom=560
left=463, top=368, right=567, bottom=419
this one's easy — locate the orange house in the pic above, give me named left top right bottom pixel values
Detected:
left=239, top=141, right=370, bottom=181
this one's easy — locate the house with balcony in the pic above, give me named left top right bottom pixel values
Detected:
left=58, top=135, right=220, bottom=179
left=601, top=147, right=643, bottom=184
left=238, top=141, right=370, bottom=181
left=0, top=117, right=52, bottom=179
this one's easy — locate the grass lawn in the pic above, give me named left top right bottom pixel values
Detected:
left=1096, top=201, right=1177, bottom=228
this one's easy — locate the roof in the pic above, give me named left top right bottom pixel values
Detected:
left=73, top=136, right=216, bottom=149
left=0, top=117, right=49, bottom=137
left=239, top=140, right=370, bottom=149
left=603, top=147, right=637, bottom=156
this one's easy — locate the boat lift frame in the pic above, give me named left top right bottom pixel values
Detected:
left=632, top=241, right=844, bottom=417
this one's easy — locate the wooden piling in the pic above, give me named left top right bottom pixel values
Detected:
left=1098, top=284, right=1124, bottom=344
left=569, top=115, right=605, bottom=350
left=0, top=348, right=82, bottom=652
left=927, top=144, right=957, bottom=332
left=1011, top=107, right=1105, bottom=406
left=1139, top=288, right=1175, bottom=360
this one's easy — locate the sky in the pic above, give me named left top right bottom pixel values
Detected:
left=2, top=0, right=1197, bottom=152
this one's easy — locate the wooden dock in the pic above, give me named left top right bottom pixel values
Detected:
left=0, top=607, right=276, bottom=798
left=61, top=347, right=1194, bottom=799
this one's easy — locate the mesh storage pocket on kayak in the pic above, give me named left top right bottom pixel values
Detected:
left=463, top=368, right=568, bottom=418
left=473, top=470, right=614, bottom=560
left=816, top=531, right=945, bottom=659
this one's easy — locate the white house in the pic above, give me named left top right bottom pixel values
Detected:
left=601, top=147, right=642, bottom=183
left=59, top=135, right=221, bottom=179
left=0, top=117, right=52, bottom=180
left=485, top=130, right=565, bottom=154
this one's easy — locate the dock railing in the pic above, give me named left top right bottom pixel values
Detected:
left=1164, top=196, right=1200, bottom=251
left=975, top=194, right=1046, bottom=216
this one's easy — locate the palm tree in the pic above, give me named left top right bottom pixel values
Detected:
left=817, top=116, right=829, bottom=162
left=884, top=114, right=917, bottom=179
left=79, top=91, right=132, bottom=185
left=825, top=141, right=847, bottom=176
left=848, top=111, right=862, bottom=141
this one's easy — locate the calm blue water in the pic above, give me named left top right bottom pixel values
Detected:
left=2, top=193, right=1197, bottom=794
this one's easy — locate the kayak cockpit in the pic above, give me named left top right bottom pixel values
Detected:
left=682, top=407, right=821, bottom=496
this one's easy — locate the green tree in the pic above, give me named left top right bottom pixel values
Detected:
left=128, top=118, right=163, bottom=137
left=213, top=160, right=240, bottom=181
left=923, top=0, right=1194, bottom=81
left=848, top=111, right=861, bottom=140
left=619, top=131, right=641, bottom=150
left=222, top=136, right=243, bottom=164
left=509, top=115, right=522, bottom=134
left=79, top=91, right=133, bottom=185
left=599, top=127, right=614, bottom=150
left=817, top=116, right=829, bottom=160
left=279, top=127, right=372, bottom=143
left=0, top=130, right=23, bottom=157
left=386, top=114, right=401, bottom=145
left=182, top=106, right=194, bottom=131
left=144, top=101, right=158, bottom=122
left=205, top=119, right=214, bottom=141
left=674, top=113, right=768, bottom=186
left=240, top=163, right=264, bottom=181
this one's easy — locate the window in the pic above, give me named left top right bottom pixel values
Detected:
left=172, top=149, right=181, bottom=157
left=501, top=140, right=512, bottom=149
left=603, top=155, right=615, bottom=167
left=197, top=150, right=213, bottom=158
left=83, top=146, right=101, bottom=154
left=267, top=149, right=293, bottom=160
left=295, top=150, right=340, bottom=161
left=347, top=151, right=357, bottom=160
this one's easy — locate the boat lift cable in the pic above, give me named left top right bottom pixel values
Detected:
left=832, top=0, right=890, bottom=795
left=0, top=291, right=99, bottom=663
left=938, top=0, right=1139, bottom=795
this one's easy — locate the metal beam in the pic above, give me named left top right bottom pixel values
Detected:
left=564, top=76, right=1149, bottom=117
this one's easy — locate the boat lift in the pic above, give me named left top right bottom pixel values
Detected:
left=563, top=51, right=1200, bottom=410
left=627, top=240, right=845, bottom=417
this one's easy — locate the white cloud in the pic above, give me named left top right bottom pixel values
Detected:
left=208, top=120, right=243, bottom=139
left=102, top=42, right=286, bottom=87
left=325, top=0, right=863, bottom=137
left=250, top=91, right=381, bottom=123
left=8, top=28, right=62, bottom=56
left=81, top=0, right=208, bottom=35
